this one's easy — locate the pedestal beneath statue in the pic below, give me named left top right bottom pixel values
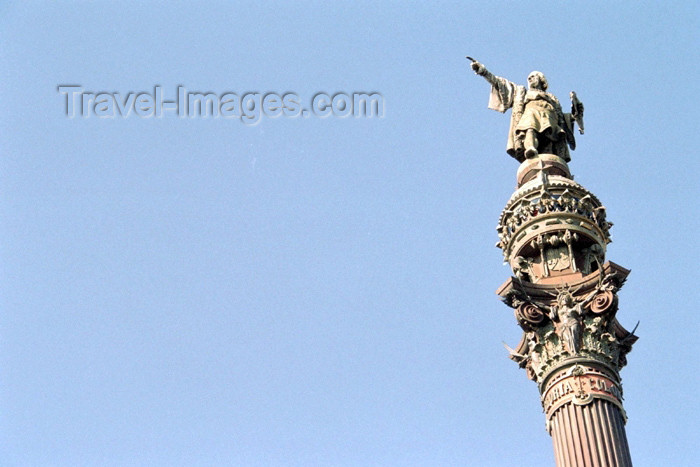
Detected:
left=517, top=154, right=572, bottom=187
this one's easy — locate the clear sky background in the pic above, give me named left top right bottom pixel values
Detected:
left=1, top=1, right=698, bottom=466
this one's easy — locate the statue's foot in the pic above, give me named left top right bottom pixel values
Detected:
left=525, top=146, right=538, bottom=159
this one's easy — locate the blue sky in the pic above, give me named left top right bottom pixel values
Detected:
left=1, top=1, right=698, bottom=466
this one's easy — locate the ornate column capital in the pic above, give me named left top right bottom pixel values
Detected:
left=497, top=263, right=637, bottom=384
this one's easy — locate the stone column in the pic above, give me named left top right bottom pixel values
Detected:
left=496, top=155, right=637, bottom=467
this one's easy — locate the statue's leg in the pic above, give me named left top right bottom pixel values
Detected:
left=524, top=129, right=538, bottom=158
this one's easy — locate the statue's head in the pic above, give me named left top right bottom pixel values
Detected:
left=527, top=71, right=548, bottom=91
left=557, top=290, right=575, bottom=308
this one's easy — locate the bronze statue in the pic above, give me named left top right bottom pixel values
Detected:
left=467, top=57, right=584, bottom=163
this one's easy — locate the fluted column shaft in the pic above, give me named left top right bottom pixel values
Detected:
left=549, top=399, right=631, bottom=467
left=540, top=361, right=632, bottom=467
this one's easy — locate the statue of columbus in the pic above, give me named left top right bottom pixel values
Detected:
left=468, top=57, right=584, bottom=163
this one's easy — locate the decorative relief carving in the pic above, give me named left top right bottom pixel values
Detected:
left=515, top=303, right=546, bottom=327
left=540, top=364, right=625, bottom=422
left=503, top=270, right=636, bottom=383
left=590, top=290, right=615, bottom=314
left=496, top=176, right=612, bottom=269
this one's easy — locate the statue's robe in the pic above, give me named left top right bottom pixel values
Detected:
left=486, top=75, right=572, bottom=162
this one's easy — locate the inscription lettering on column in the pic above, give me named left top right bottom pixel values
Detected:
left=542, top=366, right=624, bottom=420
